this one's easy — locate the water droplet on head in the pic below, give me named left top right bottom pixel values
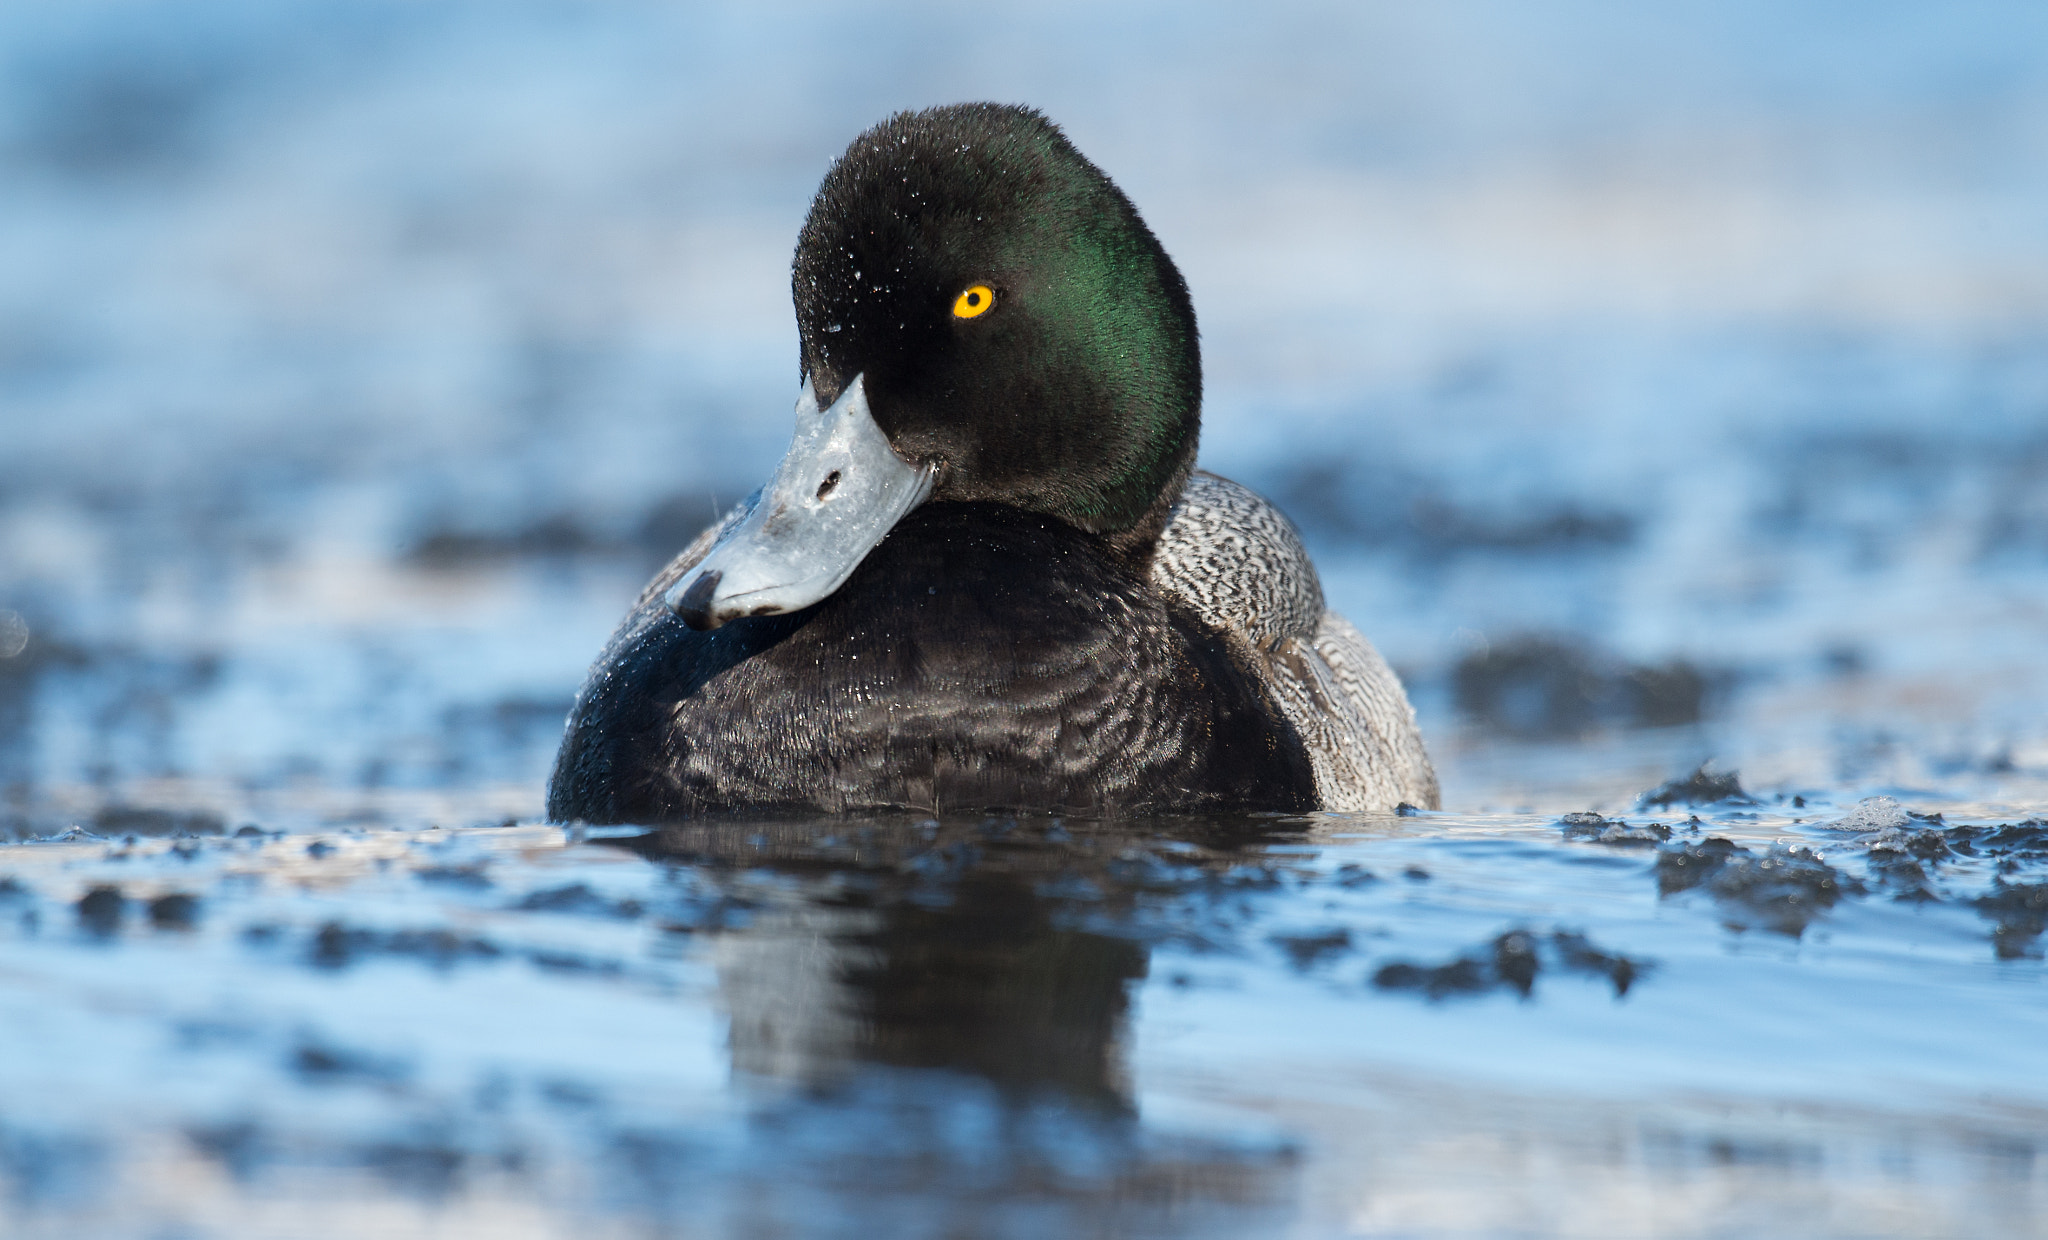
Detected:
left=0, top=611, right=27, bottom=659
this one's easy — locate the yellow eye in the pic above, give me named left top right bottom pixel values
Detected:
left=952, top=284, right=995, bottom=319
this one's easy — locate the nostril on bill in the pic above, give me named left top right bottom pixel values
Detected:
left=674, top=570, right=724, bottom=630
left=816, top=470, right=841, bottom=500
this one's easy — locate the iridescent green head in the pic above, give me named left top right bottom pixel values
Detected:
left=793, top=103, right=1201, bottom=541
left=669, top=105, right=1201, bottom=630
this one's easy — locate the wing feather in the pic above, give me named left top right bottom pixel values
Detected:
left=1152, top=471, right=1438, bottom=810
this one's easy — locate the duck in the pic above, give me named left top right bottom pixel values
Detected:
left=547, top=103, right=1437, bottom=822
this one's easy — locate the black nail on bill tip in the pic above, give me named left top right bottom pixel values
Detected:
left=675, top=570, right=723, bottom=631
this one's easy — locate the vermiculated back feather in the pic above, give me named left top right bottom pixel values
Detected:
left=1152, top=472, right=1439, bottom=811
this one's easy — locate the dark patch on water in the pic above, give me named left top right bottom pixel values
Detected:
left=652, top=897, right=758, bottom=938
left=1703, top=848, right=1862, bottom=937
left=1549, top=930, right=1649, bottom=995
left=1454, top=637, right=1603, bottom=738
left=525, top=949, right=623, bottom=975
left=406, top=515, right=607, bottom=568
left=1656, top=839, right=1861, bottom=937
left=184, top=1120, right=268, bottom=1182
left=413, top=864, right=493, bottom=890
left=292, top=916, right=630, bottom=978
left=1411, top=497, right=1637, bottom=556
left=1820, top=643, right=1869, bottom=678
left=1867, top=828, right=1941, bottom=856
left=1451, top=636, right=1715, bottom=738
left=291, top=1039, right=411, bottom=1087
left=92, top=806, right=225, bottom=838
left=1273, top=462, right=1637, bottom=559
left=1975, top=884, right=2048, bottom=960
left=1864, top=827, right=1951, bottom=901
left=1559, top=812, right=1672, bottom=847
left=359, top=1135, right=469, bottom=1200
left=404, top=489, right=733, bottom=576
left=1960, top=820, right=2048, bottom=870
left=307, top=921, right=502, bottom=971
left=1844, top=818, right=2048, bottom=922
left=11, top=39, right=239, bottom=184
left=75, top=884, right=125, bottom=937
left=1641, top=765, right=1756, bottom=808
left=1270, top=928, right=1353, bottom=970
left=1618, top=662, right=1713, bottom=728
left=1655, top=838, right=1748, bottom=894
left=147, top=891, right=200, bottom=931
left=190, top=1119, right=488, bottom=1212
left=1372, top=928, right=1649, bottom=999
left=1643, top=1126, right=1825, bottom=1171
left=513, top=883, right=646, bottom=919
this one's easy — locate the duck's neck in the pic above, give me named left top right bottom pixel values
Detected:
left=1097, top=453, right=1195, bottom=573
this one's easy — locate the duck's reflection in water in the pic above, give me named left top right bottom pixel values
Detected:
left=613, top=817, right=1301, bottom=1237
left=724, top=871, right=1146, bottom=1105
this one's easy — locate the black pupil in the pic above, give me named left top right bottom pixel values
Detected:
left=967, top=291, right=981, bottom=306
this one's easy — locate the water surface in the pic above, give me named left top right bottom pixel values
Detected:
left=0, top=791, right=2043, bottom=1238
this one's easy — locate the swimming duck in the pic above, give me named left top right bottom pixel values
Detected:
left=547, top=103, right=1437, bottom=821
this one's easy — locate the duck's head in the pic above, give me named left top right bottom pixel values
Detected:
left=669, top=103, right=1200, bottom=630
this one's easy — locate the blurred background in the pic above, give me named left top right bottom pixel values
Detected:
left=3, top=0, right=2047, bottom=826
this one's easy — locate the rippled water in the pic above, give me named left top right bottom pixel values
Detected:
left=0, top=799, right=2043, bottom=1238
left=2, top=1, right=2046, bottom=1236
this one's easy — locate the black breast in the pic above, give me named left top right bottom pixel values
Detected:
left=546, top=503, right=1316, bottom=822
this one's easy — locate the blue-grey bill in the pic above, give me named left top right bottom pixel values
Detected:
left=665, top=373, right=934, bottom=630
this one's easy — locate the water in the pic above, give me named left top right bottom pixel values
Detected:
left=0, top=805, right=2043, bottom=1237
left=1, top=2, right=2045, bottom=1235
